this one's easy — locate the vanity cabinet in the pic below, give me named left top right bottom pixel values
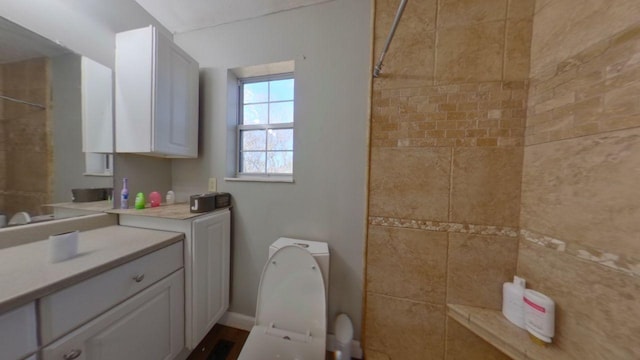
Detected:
left=115, top=25, right=199, bottom=158
left=39, top=242, right=183, bottom=344
left=0, top=302, right=37, bottom=360
left=119, top=209, right=230, bottom=350
left=42, top=269, right=184, bottom=360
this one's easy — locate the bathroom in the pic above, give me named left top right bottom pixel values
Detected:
left=0, top=0, right=638, bottom=359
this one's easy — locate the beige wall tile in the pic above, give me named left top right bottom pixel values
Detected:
left=507, top=0, right=535, bottom=20
left=4, top=114, right=48, bottom=152
left=438, top=0, right=507, bottom=28
left=367, top=225, right=448, bottom=303
left=450, top=146, right=523, bottom=227
left=365, top=292, right=445, bottom=359
left=521, top=127, right=640, bottom=258
left=369, top=147, right=451, bottom=221
left=518, top=240, right=640, bottom=359
left=373, top=0, right=437, bottom=89
left=2, top=61, right=27, bottom=90
left=5, top=150, right=49, bottom=192
left=444, top=318, right=511, bottom=360
left=530, top=0, right=640, bottom=76
left=3, top=192, right=50, bottom=218
left=504, top=19, right=533, bottom=81
left=435, top=21, right=505, bottom=83
left=363, top=348, right=391, bottom=360
left=446, top=233, right=518, bottom=309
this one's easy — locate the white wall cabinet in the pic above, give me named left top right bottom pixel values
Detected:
left=0, top=302, right=37, bottom=360
left=81, top=56, right=113, bottom=154
left=42, top=269, right=184, bottom=360
left=119, top=209, right=230, bottom=350
left=115, top=25, right=199, bottom=158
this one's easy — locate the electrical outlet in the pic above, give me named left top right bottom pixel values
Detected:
left=208, top=177, right=217, bottom=192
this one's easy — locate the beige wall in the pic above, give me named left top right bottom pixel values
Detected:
left=519, top=0, right=640, bottom=358
left=365, top=0, right=533, bottom=358
left=0, top=57, right=52, bottom=218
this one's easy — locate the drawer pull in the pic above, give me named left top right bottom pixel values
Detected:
left=63, top=349, right=82, bottom=360
left=133, top=274, right=145, bottom=283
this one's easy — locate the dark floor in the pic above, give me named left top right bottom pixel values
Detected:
left=186, top=324, right=339, bottom=360
left=187, top=324, right=249, bottom=360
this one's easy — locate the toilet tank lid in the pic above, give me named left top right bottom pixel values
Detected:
left=271, top=237, right=329, bottom=256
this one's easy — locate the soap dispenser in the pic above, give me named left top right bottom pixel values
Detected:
left=502, top=275, right=526, bottom=329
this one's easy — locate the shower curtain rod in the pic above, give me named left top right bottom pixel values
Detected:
left=373, top=0, right=408, bottom=78
left=0, top=94, right=46, bottom=109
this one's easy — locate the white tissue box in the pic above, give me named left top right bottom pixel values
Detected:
left=48, top=231, right=79, bottom=263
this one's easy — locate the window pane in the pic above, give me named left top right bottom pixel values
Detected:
left=267, top=151, right=293, bottom=174
left=267, top=129, right=293, bottom=151
left=269, top=101, right=294, bottom=124
left=243, top=82, right=268, bottom=104
left=269, top=79, right=294, bottom=101
left=241, top=130, right=266, bottom=151
left=243, top=104, right=268, bottom=124
left=241, top=152, right=266, bottom=173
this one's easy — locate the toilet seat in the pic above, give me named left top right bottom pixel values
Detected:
left=238, top=245, right=327, bottom=360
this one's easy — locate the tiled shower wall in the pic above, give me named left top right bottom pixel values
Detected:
left=0, top=58, right=52, bottom=218
left=518, top=0, right=640, bottom=358
left=364, top=0, right=533, bottom=359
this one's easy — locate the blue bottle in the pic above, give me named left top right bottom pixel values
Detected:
left=120, top=178, right=129, bottom=209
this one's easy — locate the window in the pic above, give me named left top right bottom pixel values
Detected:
left=238, top=74, right=294, bottom=176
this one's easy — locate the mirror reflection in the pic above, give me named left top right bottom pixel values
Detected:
left=0, top=16, right=114, bottom=228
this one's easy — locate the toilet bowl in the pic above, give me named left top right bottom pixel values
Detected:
left=238, top=238, right=329, bottom=360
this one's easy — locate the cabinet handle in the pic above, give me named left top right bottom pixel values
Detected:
left=133, top=274, right=145, bottom=283
left=63, top=349, right=82, bottom=360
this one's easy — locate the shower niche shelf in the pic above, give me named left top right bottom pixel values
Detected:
left=447, top=304, right=573, bottom=360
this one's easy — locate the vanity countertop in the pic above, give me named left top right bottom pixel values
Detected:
left=0, top=225, right=184, bottom=314
left=44, top=200, right=113, bottom=212
left=106, top=203, right=228, bottom=220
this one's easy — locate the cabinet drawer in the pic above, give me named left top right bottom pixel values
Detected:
left=0, top=302, right=37, bottom=360
left=40, top=241, right=183, bottom=345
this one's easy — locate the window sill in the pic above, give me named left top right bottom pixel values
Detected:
left=224, top=176, right=294, bottom=183
left=83, top=172, right=113, bottom=177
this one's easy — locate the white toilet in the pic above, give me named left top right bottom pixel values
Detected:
left=238, top=237, right=330, bottom=360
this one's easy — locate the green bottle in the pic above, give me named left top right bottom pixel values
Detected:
left=134, top=192, right=146, bottom=209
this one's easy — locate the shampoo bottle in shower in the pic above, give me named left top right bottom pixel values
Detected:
left=120, top=178, right=129, bottom=209
left=502, top=275, right=527, bottom=329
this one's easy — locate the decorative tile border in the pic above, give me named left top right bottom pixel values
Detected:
left=368, top=218, right=640, bottom=277
left=368, top=216, right=519, bottom=238
left=520, top=228, right=640, bottom=278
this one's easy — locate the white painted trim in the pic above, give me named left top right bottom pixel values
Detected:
left=217, top=311, right=254, bottom=331
left=224, top=176, right=294, bottom=183
left=217, top=311, right=363, bottom=359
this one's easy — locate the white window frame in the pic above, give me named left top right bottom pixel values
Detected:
left=236, top=73, right=294, bottom=178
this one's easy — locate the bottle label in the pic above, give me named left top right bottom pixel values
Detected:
left=524, top=296, right=546, bottom=313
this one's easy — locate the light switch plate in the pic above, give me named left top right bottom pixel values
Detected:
left=208, top=177, right=217, bottom=192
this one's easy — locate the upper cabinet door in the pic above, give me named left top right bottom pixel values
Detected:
left=81, top=57, right=113, bottom=154
left=153, top=31, right=199, bottom=157
left=115, top=25, right=199, bottom=158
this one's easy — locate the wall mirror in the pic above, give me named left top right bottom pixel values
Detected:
left=0, top=16, right=114, bottom=228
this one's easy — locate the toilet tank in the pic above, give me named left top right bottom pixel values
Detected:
left=269, top=237, right=330, bottom=295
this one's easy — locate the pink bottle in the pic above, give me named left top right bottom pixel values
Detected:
left=149, top=191, right=162, bottom=207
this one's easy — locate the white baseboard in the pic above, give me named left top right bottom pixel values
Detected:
left=218, top=311, right=363, bottom=359
left=218, top=311, right=254, bottom=331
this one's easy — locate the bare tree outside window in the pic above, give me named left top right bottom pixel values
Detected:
left=238, top=75, right=294, bottom=175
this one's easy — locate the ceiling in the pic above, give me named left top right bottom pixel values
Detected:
left=134, top=0, right=334, bottom=34
left=0, top=17, right=68, bottom=64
